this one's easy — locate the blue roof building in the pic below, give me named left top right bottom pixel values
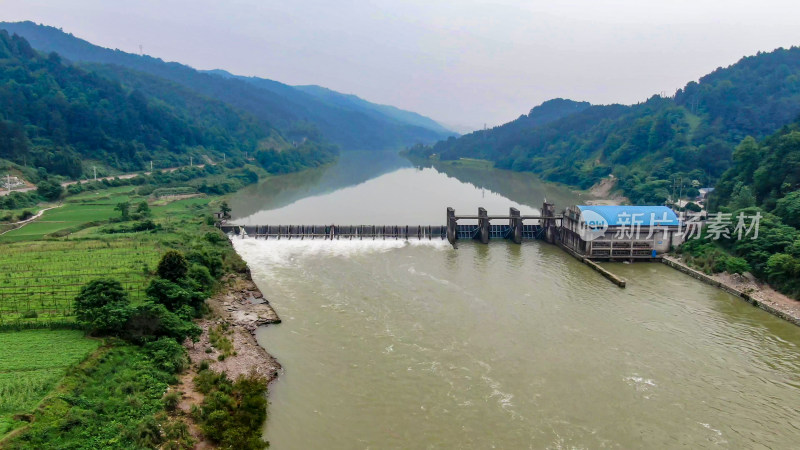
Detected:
left=576, top=205, right=680, bottom=226
left=561, top=205, right=683, bottom=260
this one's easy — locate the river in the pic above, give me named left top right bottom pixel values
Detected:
left=228, top=152, right=800, bottom=449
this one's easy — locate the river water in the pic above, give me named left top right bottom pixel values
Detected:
left=229, top=152, right=800, bottom=449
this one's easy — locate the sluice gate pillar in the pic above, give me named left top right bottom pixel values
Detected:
left=542, top=201, right=557, bottom=244
left=446, top=207, right=457, bottom=246
left=509, top=207, right=522, bottom=244
left=477, top=207, right=490, bottom=244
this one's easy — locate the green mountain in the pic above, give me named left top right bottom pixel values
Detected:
left=409, top=47, right=800, bottom=204
left=0, top=30, right=336, bottom=178
left=293, top=84, right=452, bottom=135
left=678, top=122, right=800, bottom=298
left=0, top=21, right=454, bottom=151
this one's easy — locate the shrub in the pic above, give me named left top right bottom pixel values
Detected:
left=125, top=302, right=201, bottom=344
left=145, top=337, right=189, bottom=374
left=37, top=179, right=63, bottom=201
left=137, top=185, right=156, bottom=196
left=188, top=264, right=215, bottom=292
left=685, top=202, right=702, bottom=212
left=193, top=370, right=269, bottom=450
left=725, top=257, right=751, bottom=274
left=146, top=278, right=203, bottom=311
left=187, top=249, right=224, bottom=277
left=157, top=250, right=189, bottom=282
left=74, top=278, right=133, bottom=336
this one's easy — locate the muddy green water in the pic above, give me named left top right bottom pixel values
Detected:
left=229, top=152, right=800, bottom=449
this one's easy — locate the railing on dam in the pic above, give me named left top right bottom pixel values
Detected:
left=219, top=202, right=560, bottom=247
left=219, top=224, right=448, bottom=240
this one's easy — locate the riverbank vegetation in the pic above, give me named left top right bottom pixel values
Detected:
left=677, top=123, right=800, bottom=299
left=0, top=166, right=273, bottom=446
left=0, top=330, right=100, bottom=437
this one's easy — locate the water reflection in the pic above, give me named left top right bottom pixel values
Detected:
left=229, top=152, right=584, bottom=225
left=229, top=151, right=412, bottom=220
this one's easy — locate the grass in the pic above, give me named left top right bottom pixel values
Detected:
left=0, top=330, right=100, bottom=438
left=1, top=343, right=190, bottom=449
left=208, top=322, right=234, bottom=357
left=0, top=188, right=138, bottom=243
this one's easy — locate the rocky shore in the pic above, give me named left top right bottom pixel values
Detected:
left=184, top=272, right=282, bottom=381
left=178, top=271, right=282, bottom=447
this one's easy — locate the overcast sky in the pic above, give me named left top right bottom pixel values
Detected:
left=3, top=0, right=800, bottom=131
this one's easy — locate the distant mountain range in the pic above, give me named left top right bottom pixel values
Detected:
left=0, top=21, right=455, bottom=151
left=0, top=29, right=337, bottom=178
left=409, top=46, right=800, bottom=204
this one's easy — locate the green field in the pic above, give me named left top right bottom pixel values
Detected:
left=0, top=188, right=137, bottom=243
left=0, top=185, right=221, bottom=325
left=0, top=330, right=100, bottom=436
left=0, top=239, right=162, bottom=324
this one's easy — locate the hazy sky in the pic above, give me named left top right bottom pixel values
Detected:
left=3, top=1, right=800, bottom=131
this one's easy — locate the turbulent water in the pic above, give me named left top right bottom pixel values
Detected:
left=229, top=152, right=800, bottom=449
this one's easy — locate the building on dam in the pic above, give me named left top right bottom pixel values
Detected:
left=560, top=205, right=683, bottom=260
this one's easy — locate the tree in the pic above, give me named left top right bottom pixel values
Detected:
left=74, top=278, right=132, bottom=335
left=145, top=278, right=202, bottom=311
left=219, top=201, right=232, bottom=220
left=115, top=201, right=131, bottom=220
left=156, top=250, right=188, bottom=282
left=775, top=191, right=800, bottom=229
left=124, top=302, right=201, bottom=344
left=36, top=180, right=63, bottom=201
left=135, top=201, right=152, bottom=217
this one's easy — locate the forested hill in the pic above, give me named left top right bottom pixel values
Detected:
left=292, top=84, right=452, bottom=135
left=410, top=47, right=800, bottom=204
left=0, top=31, right=337, bottom=178
left=0, top=21, right=454, bottom=150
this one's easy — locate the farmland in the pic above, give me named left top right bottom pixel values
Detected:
left=0, top=165, right=259, bottom=446
left=0, top=329, right=100, bottom=437
left=0, top=184, right=222, bottom=326
left=0, top=239, right=162, bottom=324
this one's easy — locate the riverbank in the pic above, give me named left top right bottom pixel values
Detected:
left=184, top=272, right=281, bottom=381
left=662, top=255, right=800, bottom=326
left=175, top=265, right=282, bottom=447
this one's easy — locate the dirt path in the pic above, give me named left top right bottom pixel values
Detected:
left=0, top=163, right=209, bottom=197
left=0, top=204, right=62, bottom=236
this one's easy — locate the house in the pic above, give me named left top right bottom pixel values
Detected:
left=697, top=187, right=715, bottom=201
left=560, top=205, right=683, bottom=260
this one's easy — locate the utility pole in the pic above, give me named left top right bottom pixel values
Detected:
left=6, top=173, right=10, bottom=194
left=150, top=161, right=153, bottom=172
left=190, top=156, right=193, bottom=168
left=93, top=166, right=97, bottom=182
